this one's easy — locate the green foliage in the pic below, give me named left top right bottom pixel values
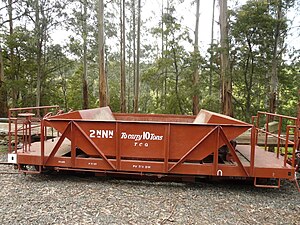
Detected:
left=67, top=66, right=83, bottom=110
left=228, top=0, right=297, bottom=121
left=106, top=59, right=121, bottom=112
left=142, top=5, right=198, bottom=115
left=277, top=61, right=300, bottom=117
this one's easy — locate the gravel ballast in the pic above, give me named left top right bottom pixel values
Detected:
left=0, top=151, right=299, bottom=225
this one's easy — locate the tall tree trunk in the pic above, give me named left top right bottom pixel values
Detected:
left=219, top=0, right=233, bottom=116
left=171, top=42, right=183, bottom=114
left=59, top=66, right=68, bottom=110
left=120, top=0, right=126, bottom=112
left=295, top=90, right=300, bottom=151
left=82, top=0, right=89, bottom=109
left=134, top=0, right=141, bottom=113
left=244, top=38, right=254, bottom=121
left=98, top=0, right=107, bottom=107
left=269, top=1, right=282, bottom=114
left=209, top=0, right=216, bottom=96
left=41, top=4, right=48, bottom=107
left=2, top=0, right=13, bottom=115
left=161, top=0, right=164, bottom=59
left=297, top=90, right=300, bottom=132
left=0, top=46, right=4, bottom=85
left=192, top=0, right=200, bottom=115
left=8, top=0, right=16, bottom=107
left=8, top=0, right=13, bottom=50
left=132, top=0, right=136, bottom=112
left=161, top=0, right=166, bottom=109
left=0, top=45, right=8, bottom=117
left=35, top=0, right=42, bottom=109
left=127, top=17, right=132, bottom=113
left=163, top=0, right=169, bottom=110
left=105, top=48, right=110, bottom=105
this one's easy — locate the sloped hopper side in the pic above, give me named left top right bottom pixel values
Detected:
left=46, top=106, right=115, bottom=134
left=193, top=109, right=250, bottom=140
left=193, top=109, right=248, bottom=125
left=50, top=106, right=115, bottom=121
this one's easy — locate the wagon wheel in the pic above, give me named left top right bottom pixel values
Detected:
left=34, top=165, right=41, bottom=172
left=20, top=164, right=28, bottom=171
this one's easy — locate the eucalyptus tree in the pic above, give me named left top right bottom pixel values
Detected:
left=90, top=0, right=123, bottom=112
left=0, top=0, right=26, bottom=112
left=82, top=0, right=89, bottom=109
left=68, top=0, right=97, bottom=109
left=18, top=0, right=68, bottom=109
left=0, top=2, right=7, bottom=116
left=0, top=45, right=6, bottom=117
left=146, top=4, right=193, bottom=114
left=209, top=0, right=216, bottom=97
left=267, top=0, right=295, bottom=114
left=7, top=0, right=13, bottom=105
left=230, top=0, right=296, bottom=119
left=219, top=0, right=233, bottom=116
left=98, top=0, right=107, bottom=107
left=192, top=0, right=200, bottom=115
left=230, top=1, right=272, bottom=120
left=134, top=0, right=141, bottom=113
left=120, top=0, right=126, bottom=112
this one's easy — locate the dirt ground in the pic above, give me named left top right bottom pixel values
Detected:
left=0, top=150, right=299, bottom=225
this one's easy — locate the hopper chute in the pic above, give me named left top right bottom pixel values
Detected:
left=45, top=106, right=115, bottom=134
left=193, top=109, right=251, bottom=141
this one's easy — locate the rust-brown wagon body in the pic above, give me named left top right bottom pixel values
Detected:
left=7, top=106, right=299, bottom=189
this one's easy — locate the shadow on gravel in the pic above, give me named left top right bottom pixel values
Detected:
left=20, top=171, right=299, bottom=197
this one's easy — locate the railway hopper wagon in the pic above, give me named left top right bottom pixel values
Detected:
left=7, top=106, right=300, bottom=190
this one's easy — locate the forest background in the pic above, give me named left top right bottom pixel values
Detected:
left=0, top=0, right=299, bottom=122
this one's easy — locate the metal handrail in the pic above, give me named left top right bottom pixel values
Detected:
left=253, top=111, right=297, bottom=169
left=8, top=106, right=60, bottom=154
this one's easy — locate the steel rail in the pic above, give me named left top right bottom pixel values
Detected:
left=0, top=162, right=14, bottom=165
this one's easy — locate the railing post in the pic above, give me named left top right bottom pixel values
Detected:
left=292, top=128, right=297, bottom=168
left=264, top=114, right=269, bottom=151
left=284, top=127, right=290, bottom=167
left=71, top=122, right=76, bottom=168
left=213, top=126, right=220, bottom=175
left=116, top=122, right=120, bottom=170
left=276, top=117, right=282, bottom=158
left=250, top=126, right=255, bottom=176
left=256, top=113, right=260, bottom=145
left=296, top=106, right=299, bottom=151
left=41, top=119, right=45, bottom=167
left=164, top=124, right=171, bottom=173
left=14, top=119, right=17, bottom=152
left=8, top=110, right=11, bottom=153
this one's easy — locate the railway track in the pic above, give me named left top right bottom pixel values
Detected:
left=0, top=161, right=13, bottom=165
